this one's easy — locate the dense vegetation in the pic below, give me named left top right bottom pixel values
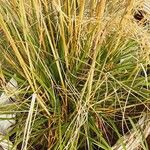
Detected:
left=0, top=0, right=149, bottom=149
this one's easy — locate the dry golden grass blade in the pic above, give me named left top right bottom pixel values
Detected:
left=21, top=94, right=36, bottom=150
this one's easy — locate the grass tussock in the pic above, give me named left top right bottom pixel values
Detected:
left=0, top=0, right=150, bottom=149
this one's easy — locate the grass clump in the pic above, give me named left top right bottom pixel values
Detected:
left=0, top=0, right=150, bottom=149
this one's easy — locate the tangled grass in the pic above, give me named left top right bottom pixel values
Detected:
left=0, top=0, right=150, bottom=149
